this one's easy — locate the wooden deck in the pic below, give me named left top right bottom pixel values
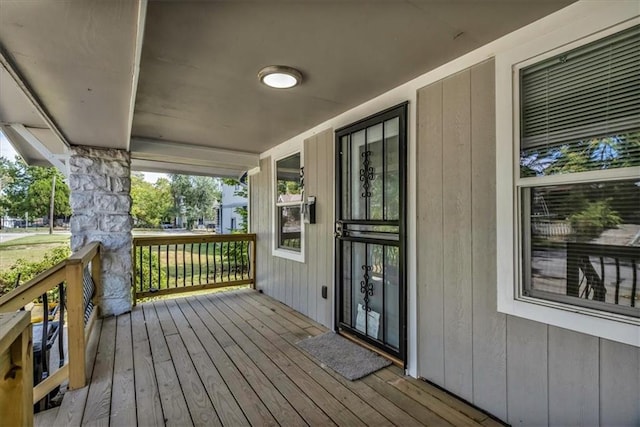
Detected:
left=38, top=289, right=502, bottom=426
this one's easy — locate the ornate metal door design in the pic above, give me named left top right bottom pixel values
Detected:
left=335, top=103, right=407, bottom=361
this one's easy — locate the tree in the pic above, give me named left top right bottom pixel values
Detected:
left=130, top=173, right=173, bottom=227
left=522, top=132, right=640, bottom=240
left=0, top=157, right=70, bottom=220
left=169, top=174, right=221, bottom=228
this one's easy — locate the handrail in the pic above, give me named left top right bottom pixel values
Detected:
left=0, top=264, right=66, bottom=312
left=133, top=233, right=254, bottom=246
left=0, top=241, right=102, bottom=420
left=133, top=233, right=256, bottom=302
left=67, top=241, right=100, bottom=264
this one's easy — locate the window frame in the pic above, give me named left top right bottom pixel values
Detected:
left=496, top=18, right=640, bottom=347
left=272, top=150, right=305, bottom=263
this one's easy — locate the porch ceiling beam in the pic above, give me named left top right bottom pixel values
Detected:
left=125, top=0, right=148, bottom=152
left=131, top=158, right=245, bottom=179
left=4, top=124, right=68, bottom=175
left=0, top=52, right=69, bottom=149
left=130, top=137, right=260, bottom=170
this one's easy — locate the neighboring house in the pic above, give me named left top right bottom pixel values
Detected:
left=217, top=182, right=247, bottom=233
left=1, top=2, right=638, bottom=425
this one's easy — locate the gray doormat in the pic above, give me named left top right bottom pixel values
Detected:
left=297, top=332, right=392, bottom=381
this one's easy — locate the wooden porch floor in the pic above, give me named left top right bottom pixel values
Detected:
left=39, top=288, right=501, bottom=426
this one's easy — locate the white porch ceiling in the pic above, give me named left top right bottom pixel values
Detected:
left=0, top=0, right=575, bottom=175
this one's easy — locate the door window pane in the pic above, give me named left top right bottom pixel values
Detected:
left=341, top=240, right=352, bottom=325
left=384, top=246, right=400, bottom=349
left=341, top=135, right=351, bottom=219
left=367, top=124, right=384, bottom=220
left=351, top=130, right=366, bottom=219
left=384, top=118, right=400, bottom=220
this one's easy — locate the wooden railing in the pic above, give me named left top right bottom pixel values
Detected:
left=133, top=233, right=256, bottom=302
left=0, top=242, right=101, bottom=424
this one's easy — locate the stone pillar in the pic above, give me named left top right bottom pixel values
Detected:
left=68, top=147, right=132, bottom=316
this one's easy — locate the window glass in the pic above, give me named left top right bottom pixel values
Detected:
left=276, top=153, right=302, bottom=202
left=521, top=132, right=640, bottom=177
left=516, top=25, right=640, bottom=320
left=523, top=179, right=640, bottom=317
left=520, top=25, right=640, bottom=178
left=278, top=205, right=301, bottom=251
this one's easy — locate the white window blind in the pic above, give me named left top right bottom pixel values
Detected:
left=521, top=25, right=640, bottom=153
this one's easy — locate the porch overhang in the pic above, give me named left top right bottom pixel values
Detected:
left=0, top=0, right=575, bottom=173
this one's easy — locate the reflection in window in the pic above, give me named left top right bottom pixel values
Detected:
left=523, top=179, right=640, bottom=317
left=278, top=205, right=301, bottom=251
left=517, top=25, right=640, bottom=319
left=277, top=153, right=302, bottom=202
left=275, top=153, right=303, bottom=254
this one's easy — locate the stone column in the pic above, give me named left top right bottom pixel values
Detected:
left=68, top=147, right=132, bottom=316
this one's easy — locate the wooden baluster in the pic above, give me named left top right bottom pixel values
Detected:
left=91, top=248, right=102, bottom=313
left=251, top=236, right=257, bottom=289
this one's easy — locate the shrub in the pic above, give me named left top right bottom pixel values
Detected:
left=0, top=245, right=71, bottom=297
left=569, top=200, right=622, bottom=240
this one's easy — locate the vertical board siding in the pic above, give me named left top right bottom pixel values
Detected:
left=599, top=339, right=640, bottom=425
left=416, top=58, right=638, bottom=426
left=416, top=80, right=445, bottom=385
left=469, top=60, right=507, bottom=420
left=548, top=327, right=599, bottom=425
left=442, top=69, right=473, bottom=401
left=250, top=129, right=334, bottom=328
left=506, top=316, right=549, bottom=426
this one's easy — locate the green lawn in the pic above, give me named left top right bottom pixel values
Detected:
left=0, top=234, right=70, bottom=248
left=0, top=234, right=71, bottom=271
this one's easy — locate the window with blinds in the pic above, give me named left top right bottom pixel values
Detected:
left=518, top=25, right=640, bottom=317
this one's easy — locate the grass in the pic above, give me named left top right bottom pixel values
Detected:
left=0, top=234, right=71, bottom=271
left=0, top=243, right=68, bottom=271
left=0, top=234, right=70, bottom=248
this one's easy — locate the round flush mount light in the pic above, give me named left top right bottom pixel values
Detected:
left=258, top=65, right=302, bottom=89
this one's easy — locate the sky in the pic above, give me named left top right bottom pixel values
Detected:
left=1, top=129, right=166, bottom=183
left=0, top=131, right=18, bottom=160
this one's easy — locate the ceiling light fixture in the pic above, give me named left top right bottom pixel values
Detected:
left=258, top=65, right=302, bottom=89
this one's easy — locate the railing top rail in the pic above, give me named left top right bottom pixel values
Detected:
left=67, top=241, right=101, bottom=266
left=133, top=233, right=256, bottom=246
left=0, top=311, right=30, bottom=354
left=0, top=242, right=101, bottom=312
left=0, top=262, right=66, bottom=312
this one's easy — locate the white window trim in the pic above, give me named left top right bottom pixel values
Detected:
left=272, top=149, right=305, bottom=263
left=496, top=17, right=640, bottom=347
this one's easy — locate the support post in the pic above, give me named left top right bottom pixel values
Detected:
left=0, top=311, right=33, bottom=427
left=66, top=261, right=86, bottom=390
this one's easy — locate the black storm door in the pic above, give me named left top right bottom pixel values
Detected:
left=335, top=103, right=407, bottom=361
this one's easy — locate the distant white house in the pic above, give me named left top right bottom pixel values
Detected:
left=216, top=182, right=247, bottom=233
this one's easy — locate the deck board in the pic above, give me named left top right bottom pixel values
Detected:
left=82, top=316, right=116, bottom=426
left=110, top=314, right=136, bottom=427
left=131, top=305, right=165, bottom=427
left=48, top=289, right=503, bottom=426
